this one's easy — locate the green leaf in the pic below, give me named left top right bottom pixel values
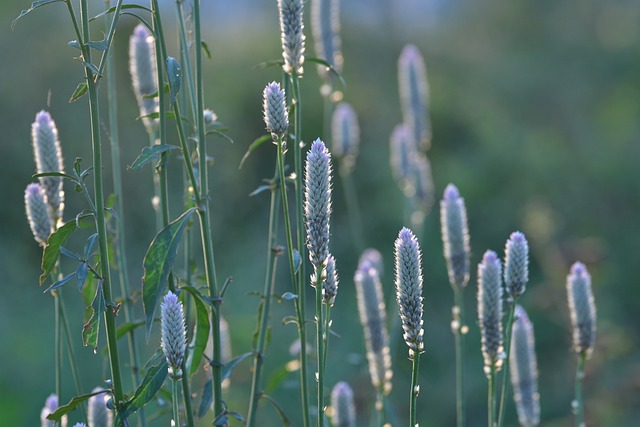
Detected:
left=12, top=0, right=65, bottom=30
left=239, top=134, right=271, bottom=169
left=68, top=40, right=81, bottom=50
left=59, top=246, right=82, bottom=262
left=69, top=82, right=88, bottom=103
left=129, top=144, right=180, bottom=170
left=197, top=379, right=212, bottom=418
left=33, top=171, right=80, bottom=182
left=293, top=249, right=301, bottom=275
left=207, top=129, right=235, bottom=144
left=43, top=272, right=76, bottom=293
left=306, top=56, right=347, bottom=89
left=166, top=57, right=182, bottom=107
left=81, top=61, right=101, bottom=76
left=90, top=3, right=154, bottom=22
left=201, top=41, right=211, bottom=59
left=76, top=262, right=89, bottom=290
left=138, top=111, right=176, bottom=121
left=40, top=220, right=78, bottom=285
left=222, top=352, right=253, bottom=380
left=142, top=208, right=196, bottom=338
left=281, top=292, right=298, bottom=301
left=82, top=280, right=105, bottom=350
left=181, top=286, right=211, bottom=376
left=116, top=320, right=145, bottom=340
left=85, top=40, right=108, bottom=51
left=249, top=184, right=272, bottom=198
left=46, top=389, right=109, bottom=421
left=261, top=394, right=291, bottom=426
left=84, top=233, right=99, bottom=259
left=117, top=358, right=168, bottom=423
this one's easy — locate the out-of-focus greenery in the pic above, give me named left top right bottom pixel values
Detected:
left=1, top=0, right=639, bottom=426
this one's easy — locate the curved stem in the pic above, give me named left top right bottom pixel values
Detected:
left=453, top=287, right=466, bottom=427
left=315, top=264, right=326, bottom=427
left=409, top=353, right=421, bottom=427
left=575, top=353, right=586, bottom=427
left=497, top=300, right=517, bottom=427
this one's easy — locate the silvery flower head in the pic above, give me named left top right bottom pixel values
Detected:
left=311, top=0, right=343, bottom=79
left=263, top=81, right=289, bottom=139
left=390, top=123, right=418, bottom=196
left=31, top=110, right=64, bottom=226
left=510, top=306, right=540, bottom=427
left=331, top=102, right=360, bottom=173
left=477, top=250, right=504, bottom=373
left=73, top=424, right=87, bottom=427
left=359, top=248, right=384, bottom=277
left=323, top=254, right=339, bottom=306
left=394, top=227, right=424, bottom=359
left=40, top=394, right=68, bottom=427
left=88, top=388, right=113, bottom=427
left=305, top=139, right=332, bottom=268
left=411, top=154, right=435, bottom=214
left=161, top=291, right=187, bottom=379
left=354, top=263, right=393, bottom=394
left=566, top=262, right=596, bottom=357
left=278, top=0, right=305, bottom=76
left=440, top=183, right=470, bottom=289
left=129, top=24, right=159, bottom=133
left=504, top=231, right=529, bottom=299
left=398, top=44, right=431, bottom=150
left=331, top=381, right=355, bottom=427
left=25, top=183, right=52, bottom=247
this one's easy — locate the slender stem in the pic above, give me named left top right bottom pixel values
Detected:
left=291, top=71, right=311, bottom=427
left=453, top=287, right=466, bottom=427
left=79, top=0, right=124, bottom=418
left=63, top=0, right=83, bottom=48
left=315, top=264, right=325, bottom=427
left=103, top=3, right=146, bottom=423
left=175, top=0, right=197, bottom=120
left=58, top=293, right=87, bottom=421
left=497, top=300, right=517, bottom=427
left=339, top=166, right=365, bottom=252
left=322, top=304, right=331, bottom=373
left=575, top=353, right=586, bottom=427
left=375, top=390, right=385, bottom=427
left=409, top=353, right=421, bottom=427
left=172, top=379, right=181, bottom=427
left=488, top=364, right=496, bottom=427
left=54, top=291, right=61, bottom=416
left=180, top=360, right=195, bottom=427
left=247, top=182, right=280, bottom=427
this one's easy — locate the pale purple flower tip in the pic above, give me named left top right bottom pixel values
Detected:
left=322, top=254, right=339, bottom=306
left=390, top=123, right=418, bottom=196
left=478, top=250, right=504, bottom=373
left=444, top=183, right=460, bottom=200
left=161, top=291, right=187, bottom=378
left=278, top=0, right=306, bottom=76
left=510, top=306, right=540, bottom=427
left=331, top=102, right=360, bottom=171
left=73, top=424, right=87, bottom=427
left=25, top=183, right=52, bottom=247
left=331, top=381, right=356, bottom=427
left=88, top=387, right=113, bottom=427
left=398, top=44, right=431, bottom=150
left=129, top=24, right=159, bottom=132
left=359, top=248, right=384, bottom=277
left=311, top=0, right=343, bottom=78
left=504, top=231, right=529, bottom=298
left=567, top=262, right=596, bottom=357
left=305, top=139, right=333, bottom=268
left=263, top=81, right=288, bottom=137
left=440, top=183, right=470, bottom=288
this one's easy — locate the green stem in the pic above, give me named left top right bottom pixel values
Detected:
left=175, top=0, right=197, bottom=120
left=79, top=0, right=124, bottom=419
left=339, top=166, right=365, bottom=252
left=575, top=353, right=586, bottom=427
left=409, top=353, right=421, bottom=427
left=375, top=390, right=385, bottom=427
left=180, top=360, right=195, bottom=427
left=453, top=287, right=466, bottom=427
left=58, top=293, right=86, bottom=421
left=315, top=264, right=325, bottom=427
left=54, top=291, right=61, bottom=416
left=172, top=378, right=181, bottom=427
left=291, top=71, right=311, bottom=427
left=322, top=304, right=331, bottom=373
left=497, top=300, right=517, bottom=427
left=247, top=183, right=280, bottom=427
left=488, top=364, right=496, bottom=427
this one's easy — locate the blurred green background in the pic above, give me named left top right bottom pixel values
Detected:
left=1, top=0, right=639, bottom=425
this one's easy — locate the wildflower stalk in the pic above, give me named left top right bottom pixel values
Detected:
left=54, top=292, right=61, bottom=423
left=497, top=301, right=517, bottom=427
left=314, top=263, right=326, bottom=427
left=575, top=352, right=586, bottom=426
left=410, top=353, right=421, bottom=427
left=489, top=364, right=496, bottom=427
left=247, top=173, right=281, bottom=427
left=453, top=287, right=466, bottom=427
left=172, top=379, right=181, bottom=427
left=78, top=0, right=124, bottom=416
left=104, top=5, right=145, bottom=425
left=175, top=0, right=197, bottom=120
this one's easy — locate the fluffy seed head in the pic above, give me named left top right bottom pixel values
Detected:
left=331, top=102, right=360, bottom=173
left=31, top=110, right=64, bottom=226
left=25, top=183, right=52, bottom=247
left=354, top=262, right=393, bottom=394
left=359, top=248, right=384, bottom=277
left=263, top=81, right=289, bottom=138
left=510, top=306, right=541, bottom=427
left=278, top=0, right=305, bottom=76
left=161, top=291, right=187, bottom=378
left=398, top=44, right=431, bottom=150
left=88, top=388, right=113, bottom=427
left=323, top=254, right=339, bottom=306
left=504, top=231, right=529, bottom=298
left=566, top=262, right=596, bottom=357
left=129, top=24, right=159, bottom=133
left=305, top=139, right=333, bottom=267
left=440, top=183, right=470, bottom=288
left=331, top=381, right=356, bottom=427
left=394, top=227, right=424, bottom=358
left=390, top=123, right=418, bottom=196
left=311, top=0, right=342, bottom=79
left=478, top=250, right=504, bottom=373
left=41, top=394, right=68, bottom=427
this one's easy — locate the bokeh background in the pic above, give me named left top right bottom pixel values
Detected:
left=1, top=0, right=639, bottom=425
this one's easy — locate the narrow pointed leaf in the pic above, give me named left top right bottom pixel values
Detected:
left=40, top=220, right=78, bottom=285
left=85, top=40, right=108, bottom=51
left=201, top=41, right=211, bottom=59
left=76, top=262, right=89, bottom=290
left=239, top=134, right=271, bottom=169
left=261, top=394, right=291, bottom=426
left=43, top=272, right=76, bottom=293
left=142, top=208, right=196, bottom=338
left=12, top=0, right=65, bottom=30
left=90, top=4, right=154, bottom=22
left=69, top=82, right=88, bottom=103
left=59, top=246, right=82, bottom=262
left=84, top=233, right=99, bottom=258
left=117, top=358, right=168, bottom=422
left=197, top=379, right=213, bottom=418
left=46, top=389, right=109, bottom=421
left=166, top=57, right=182, bottom=107
left=116, top=320, right=145, bottom=339
left=82, top=280, right=105, bottom=350
left=222, top=352, right=253, bottom=380
left=181, top=285, right=211, bottom=376
left=129, top=144, right=180, bottom=170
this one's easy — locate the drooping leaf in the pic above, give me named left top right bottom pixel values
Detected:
left=137, top=111, right=176, bottom=121
left=181, top=285, right=211, bottom=376
left=261, top=394, right=291, bottom=426
left=80, top=60, right=101, bottom=76
left=43, top=272, right=76, bottom=293
left=85, top=40, right=108, bottom=51
left=222, top=352, right=253, bottom=380
left=249, top=184, right=272, bottom=198
left=306, top=57, right=347, bottom=89
left=40, top=220, right=78, bottom=285
left=68, top=40, right=81, bottom=49
left=239, top=134, right=271, bottom=169
left=84, top=233, right=99, bottom=259
left=89, top=3, right=154, bottom=22
left=33, top=171, right=80, bottom=182
left=117, top=358, right=168, bottom=423
left=129, top=144, right=180, bottom=170
left=142, top=208, right=196, bottom=338
left=12, top=0, right=65, bottom=30
left=116, top=320, right=145, bottom=339
left=46, top=389, right=109, bottom=421
left=69, top=82, right=88, bottom=103
left=83, top=280, right=105, bottom=350
left=166, top=57, right=182, bottom=107
left=197, top=378, right=213, bottom=418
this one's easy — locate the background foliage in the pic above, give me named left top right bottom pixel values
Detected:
left=1, top=0, right=639, bottom=425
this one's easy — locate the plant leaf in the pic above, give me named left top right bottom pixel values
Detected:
left=142, top=208, right=196, bottom=338
left=59, top=246, right=82, bottom=262
left=181, top=285, right=211, bottom=376
left=197, top=378, right=212, bottom=418
left=85, top=40, right=108, bottom=51
left=239, top=134, right=271, bottom=169
left=116, top=320, right=145, bottom=339
left=201, top=41, right=211, bottom=59
left=261, top=394, right=291, bottom=426
left=89, top=4, right=154, bottom=22
left=12, top=0, right=65, bottom=30
left=249, top=184, right=272, bottom=198
left=83, top=280, right=105, bottom=350
left=40, top=220, right=78, bottom=285
left=129, top=144, right=180, bottom=170
left=43, top=272, right=76, bottom=293
left=84, top=233, right=99, bottom=259
left=76, top=262, right=89, bottom=290
left=222, top=352, right=253, bottom=380
left=306, top=56, right=347, bottom=88
left=69, top=82, right=88, bottom=103
left=281, top=292, right=298, bottom=301
left=117, top=358, right=168, bottom=423
left=46, top=389, right=109, bottom=421
left=166, top=56, right=182, bottom=107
